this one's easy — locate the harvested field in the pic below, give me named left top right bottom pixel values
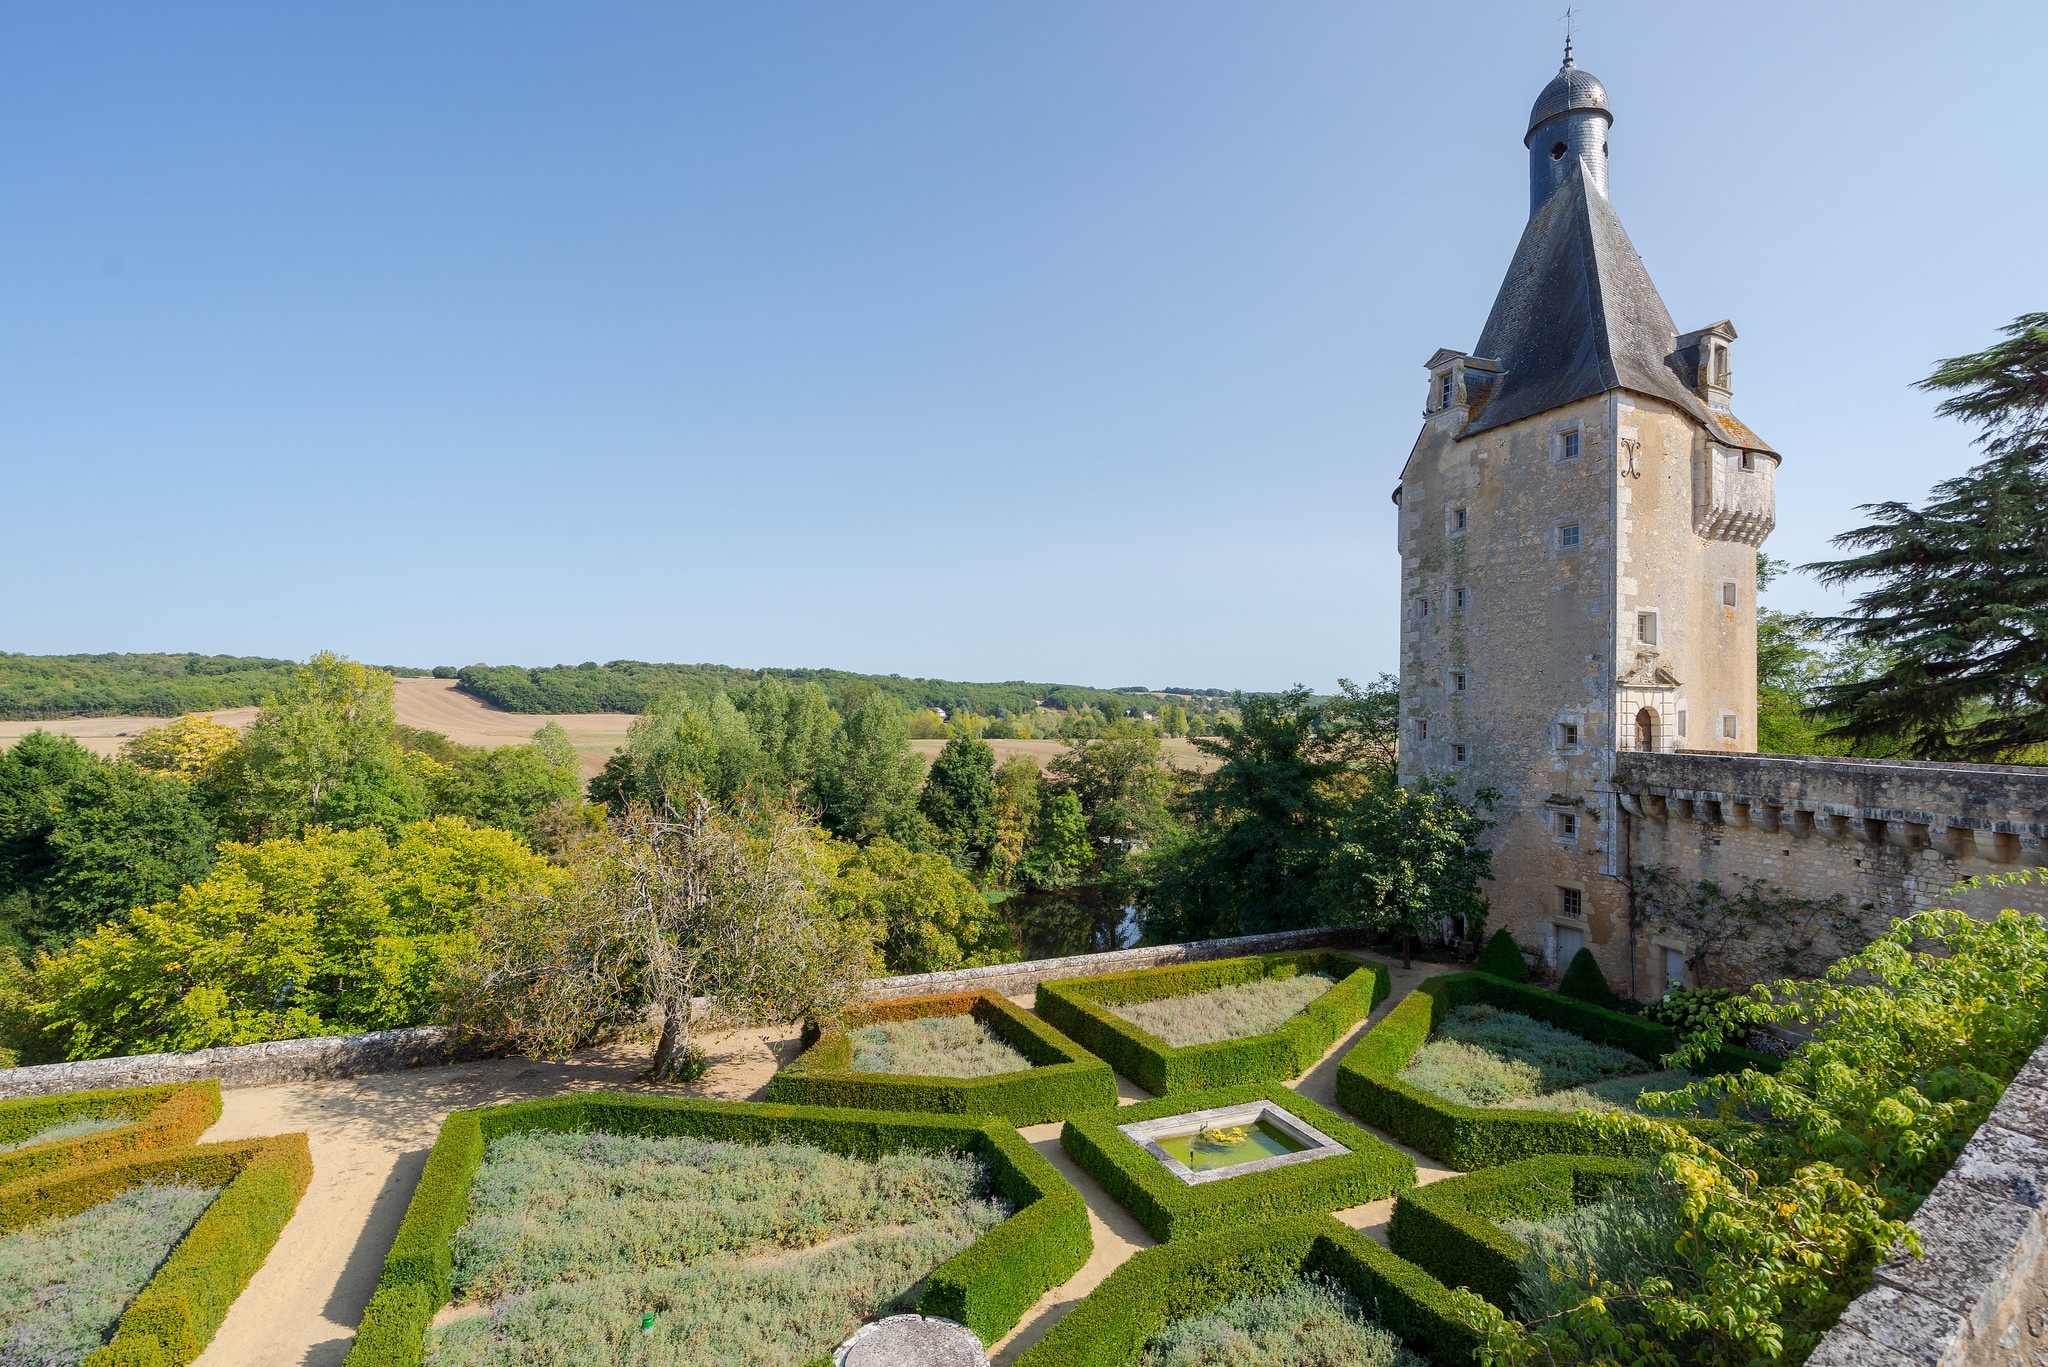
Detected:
left=911, top=737, right=1218, bottom=773
left=1108, top=973, right=1339, bottom=1047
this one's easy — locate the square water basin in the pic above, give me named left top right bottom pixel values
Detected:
left=1117, top=1099, right=1351, bottom=1186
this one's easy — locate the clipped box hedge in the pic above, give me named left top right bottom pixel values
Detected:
left=1387, top=1154, right=1641, bottom=1311
left=0, top=1133, right=313, bottom=1367
left=1035, top=950, right=1389, bottom=1096
left=0, top=1081, right=221, bottom=1186
left=764, top=988, right=1118, bottom=1125
left=1016, top=1213, right=1491, bottom=1367
left=1334, top=971, right=1777, bottom=1170
left=343, top=1093, right=1092, bottom=1367
left=1061, top=1082, right=1414, bottom=1242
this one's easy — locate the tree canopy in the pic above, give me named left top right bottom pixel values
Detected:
left=1806, top=312, right=2048, bottom=760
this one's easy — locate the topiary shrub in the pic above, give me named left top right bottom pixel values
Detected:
left=1556, top=948, right=1618, bottom=1009
left=1473, top=930, right=1528, bottom=983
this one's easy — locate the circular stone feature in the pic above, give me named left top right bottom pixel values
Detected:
left=835, top=1314, right=988, bottom=1367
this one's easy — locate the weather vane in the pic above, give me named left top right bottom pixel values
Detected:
left=1561, top=6, right=1577, bottom=65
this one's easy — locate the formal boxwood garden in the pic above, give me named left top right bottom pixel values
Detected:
left=1060, top=1083, right=1414, bottom=1242
left=0, top=1131, right=313, bottom=1367
left=1334, top=972, right=1776, bottom=1169
left=1014, top=1214, right=1492, bottom=1367
left=1036, top=951, right=1389, bottom=1096
left=1387, top=1153, right=1641, bottom=1311
left=342, top=1093, right=1092, bottom=1367
left=764, top=989, right=1118, bottom=1125
left=0, top=1082, right=222, bottom=1186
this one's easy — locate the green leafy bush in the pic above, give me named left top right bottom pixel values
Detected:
left=766, top=990, right=1117, bottom=1125
left=0, top=1133, right=313, bottom=1367
left=1015, top=1215, right=1494, bottom=1367
left=0, top=1083, right=220, bottom=1187
left=1036, top=951, right=1389, bottom=1096
left=1474, top=930, right=1528, bottom=982
left=1556, top=948, right=1618, bottom=1009
left=1333, top=974, right=1771, bottom=1170
left=1638, top=986, right=1760, bottom=1053
left=343, top=1094, right=1091, bottom=1367
left=1059, top=1084, right=1414, bottom=1242
left=1387, top=1154, right=1641, bottom=1310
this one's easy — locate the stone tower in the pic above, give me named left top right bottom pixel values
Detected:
left=1394, top=52, right=1780, bottom=995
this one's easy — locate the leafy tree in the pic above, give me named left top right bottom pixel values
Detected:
left=1805, top=313, right=2048, bottom=760
left=31, top=818, right=559, bottom=1058
left=817, top=692, right=927, bottom=845
left=1157, top=702, right=1187, bottom=738
left=1138, top=680, right=1462, bottom=945
left=986, top=755, right=1043, bottom=886
left=241, top=652, right=422, bottom=836
left=919, top=735, right=997, bottom=868
left=450, top=797, right=874, bottom=1082
left=733, top=677, right=838, bottom=800
left=428, top=730, right=582, bottom=846
left=0, top=732, right=102, bottom=938
left=1021, top=791, right=1092, bottom=891
left=121, top=714, right=244, bottom=785
left=1045, top=725, right=1180, bottom=886
left=826, top=837, right=1017, bottom=975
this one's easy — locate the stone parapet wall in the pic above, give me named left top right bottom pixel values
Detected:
left=0, top=927, right=1373, bottom=1098
left=1808, top=1035, right=2048, bottom=1367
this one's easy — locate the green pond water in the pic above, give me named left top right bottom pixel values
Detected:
left=1155, top=1118, right=1309, bottom=1173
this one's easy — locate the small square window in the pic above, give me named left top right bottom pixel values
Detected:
left=1454, top=586, right=1468, bottom=611
left=1636, top=611, right=1658, bottom=645
left=1558, top=523, right=1581, bottom=550
left=1561, top=429, right=1581, bottom=460
left=1415, top=596, right=1430, bottom=618
left=1450, top=670, right=1466, bottom=694
left=1556, top=812, right=1578, bottom=840
left=1721, top=581, right=1738, bottom=608
left=1451, top=742, right=1467, bottom=764
left=1558, top=887, right=1583, bottom=919
left=1722, top=713, right=1739, bottom=740
left=1415, top=719, right=1429, bottom=742
left=1557, top=721, right=1580, bottom=749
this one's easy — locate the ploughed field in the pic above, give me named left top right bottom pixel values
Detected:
left=1108, top=973, right=1339, bottom=1047
left=426, top=1129, right=1010, bottom=1367
left=1399, top=1004, right=1696, bottom=1113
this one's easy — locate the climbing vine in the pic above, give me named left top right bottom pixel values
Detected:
left=1631, top=865, right=1871, bottom=989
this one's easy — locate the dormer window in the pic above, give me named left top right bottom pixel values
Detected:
left=1714, top=346, right=1730, bottom=386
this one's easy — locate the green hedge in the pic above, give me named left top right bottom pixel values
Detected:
left=1016, top=1214, right=1491, bottom=1367
left=1060, top=1083, right=1413, bottom=1242
left=1035, top=951, right=1389, bottom=1096
left=765, top=989, right=1118, bottom=1124
left=343, top=1094, right=1092, bottom=1367
left=0, top=1134, right=312, bottom=1367
left=0, top=1082, right=221, bottom=1186
left=1387, top=1154, right=1641, bottom=1311
left=1334, top=972, right=1778, bottom=1169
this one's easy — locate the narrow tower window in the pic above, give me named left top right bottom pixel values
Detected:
left=1550, top=141, right=1567, bottom=161
left=1636, top=611, right=1658, bottom=645
left=1562, top=430, right=1581, bottom=460
left=1454, top=587, right=1469, bottom=611
left=1721, top=581, right=1738, bottom=608
left=1450, top=670, right=1466, bottom=694
left=1558, top=522, right=1581, bottom=550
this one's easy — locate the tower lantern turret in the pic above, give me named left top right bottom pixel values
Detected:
left=1525, top=50, right=1611, bottom=217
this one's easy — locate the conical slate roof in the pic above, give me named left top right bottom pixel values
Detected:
left=1463, top=161, right=1764, bottom=452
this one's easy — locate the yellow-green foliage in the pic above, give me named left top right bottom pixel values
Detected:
left=824, top=837, right=1018, bottom=975
left=32, top=820, right=565, bottom=1059
left=0, top=1083, right=220, bottom=1186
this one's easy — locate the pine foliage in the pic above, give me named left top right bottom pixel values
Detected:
left=1806, top=313, right=2048, bottom=760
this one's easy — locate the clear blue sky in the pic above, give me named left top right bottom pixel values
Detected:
left=4, top=3, right=2043, bottom=693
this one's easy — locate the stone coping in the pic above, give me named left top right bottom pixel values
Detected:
left=1116, top=1097, right=1351, bottom=1188
left=1806, top=1033, right=2048, bottom=1366
left=0, top=926, right=1373, bottom=1098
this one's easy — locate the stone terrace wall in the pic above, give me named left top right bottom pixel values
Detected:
left=1808, top=1034, right=2048, bottom=1366
left=1614, top=753, right=2048, bottom=956
left=0, top=926, right=1372, bottom=1099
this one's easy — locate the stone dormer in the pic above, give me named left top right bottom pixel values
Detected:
left=1673, top=320, right=1738, bottom=407
left=1422, top=349, right=1500, bottom=424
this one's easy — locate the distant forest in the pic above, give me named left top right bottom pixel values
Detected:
left=0, top=652, right=1223, bottom=721
left=453, top=661, right=1228, bottom=718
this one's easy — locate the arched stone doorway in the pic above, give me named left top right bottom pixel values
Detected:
left=1635, top=706, right=1657, bottom=752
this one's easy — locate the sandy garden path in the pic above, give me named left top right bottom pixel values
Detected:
left=189, top=953, right=1457, bottom=1367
